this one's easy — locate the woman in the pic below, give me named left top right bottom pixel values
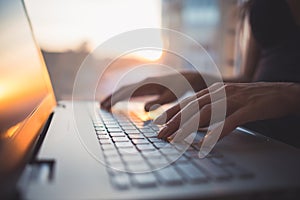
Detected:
left=101, top=0, right=300, bottom=147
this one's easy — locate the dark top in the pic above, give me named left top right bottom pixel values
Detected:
left=244, top=0, right=300, bottom=148
left=249, top=0, right=300, bottom=82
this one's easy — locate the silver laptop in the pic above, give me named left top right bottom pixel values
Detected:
left=1, top=0, right=300, bottom=199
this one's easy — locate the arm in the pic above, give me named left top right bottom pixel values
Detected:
left=155, top=82, right=300, bottom=147
left=227, top=29, right=261, bottom=83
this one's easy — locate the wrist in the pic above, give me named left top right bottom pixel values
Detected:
left=181, top=71, right=206, bottom=92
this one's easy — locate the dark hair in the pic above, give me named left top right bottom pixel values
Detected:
left=240, top=0, right=254, bottom=21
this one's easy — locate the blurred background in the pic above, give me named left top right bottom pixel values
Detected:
left=24, top=0, right=242, bottom=100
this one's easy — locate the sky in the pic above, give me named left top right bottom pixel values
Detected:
left=24, top=0, right=162, bottom=59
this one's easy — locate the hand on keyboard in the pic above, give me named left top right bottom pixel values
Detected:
left=100, top=72, right=206, bottom=112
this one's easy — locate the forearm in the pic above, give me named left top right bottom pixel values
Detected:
left=181, top=71, right=227, bottom=92
left=286, top=83, right=300, bottom=116
left=181, top=71, right=251, bottom=93
left=223, top=74, right=253, bottom=83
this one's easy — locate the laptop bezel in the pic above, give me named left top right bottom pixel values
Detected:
left=0, top=0, right=57, bottom=196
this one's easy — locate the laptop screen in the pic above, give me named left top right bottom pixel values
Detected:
left=0, top=0, right=56, bottom=174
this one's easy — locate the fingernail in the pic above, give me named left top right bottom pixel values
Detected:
left=153, top=115, right=164, bottom=125
left=171, top=129, right=183, bottom=142
left=198, top=150, right=208, bottom=159
left=157, top=126, right=168, bottom=139
left=167, top=133, right=176, bottom=142
left=144, top=103, right=153, bottom=112
left=196, top=139, right=206, bottom=159
left=198, top=138, right=212, bottom=159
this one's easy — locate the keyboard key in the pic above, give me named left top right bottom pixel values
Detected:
left=153, top=143, right=173, bottom=149
left=156, top=166, right=183, bottom=185
left=132, top=139, right=149, bottom=145
left=148, top=138, right=166, bottom=143
left=103, top=121, right=118, bottom=125
left=122, top=154, right=144, bottom=163
left=160, top=148, right=179, bottom=155
left=192, top=158, right=231, bottom=180
left=165, top=155, right=182, bottom=164
left=127, top=163, right=151, bottom=172
left=143, top=132, right=157, bottom=138
left=99, top=139, right=113, bottom=145
left=110, top=132, right=125, bottom=137
left=147, top=157, right=169, bottom=167
left=115, top=142, right=134, bottom=148
left=176, top=163, right=208, bottom=183
left=106, top=124, right=120, bottom=128
left=139, top=128, right=153, bottom=132
left=95, top=127, right=106, bottom=131
left=118, top=121, right=133, bottom=125
left=142, top=150, right=163, bottom=158
left=118, top=147, right=139, bottom=155
left=120, top=125, right=136, bottom=130
left=128, top=134, right=145, bottom=139
left=125, top=130, right=140, bottom=134
left=131, top=173, right=157, bottom=188
left=111, top=173, right=131, bottom=190
left=96, top=130, right=108, bottom=135
left=97, top=135, right=110, bottom=140
left=136, top=144, right=156, bottom=151
left=94, top=125, right=105, bottom=130
left=150, top=126, right=160, bottom=131
left=107, top=128, right=123, bottom=132
left=112, top=136, right=129, bottom=142
left=93, top=122, right=104, bottom=127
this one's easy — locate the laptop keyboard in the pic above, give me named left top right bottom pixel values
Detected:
left=93, top=109, right=253, bottom=190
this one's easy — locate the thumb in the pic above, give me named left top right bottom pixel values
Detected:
left=144, top=90, right=174, bottom=112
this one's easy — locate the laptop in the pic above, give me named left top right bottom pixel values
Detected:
left=1, top=0, right=300, bottom=199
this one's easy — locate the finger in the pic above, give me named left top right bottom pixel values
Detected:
left=158, top=94, right=241, bottom=141
left=168, top=112, right=201, bottom=143
left=157, top=88, right=229, bottom=139
left=154, top=82, right=226, bottom=125
left=101, top=81, right=160, bottom=110
left=207, top=82, right=225, bottom=92
left=101, top=84, right=137, bottom=110
left=157, top=95, right=210, bottom=139
left=144, top=90, right=175, bottom=112
left=153, top=88, right=209, bottom=124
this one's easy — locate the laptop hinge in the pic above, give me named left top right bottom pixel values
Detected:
left=29, top=112, right=54, bottom=163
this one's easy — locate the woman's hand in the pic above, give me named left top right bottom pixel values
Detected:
left=101, top=71, right=206, bottom=111
left=155, top=82, right=300, bottom=143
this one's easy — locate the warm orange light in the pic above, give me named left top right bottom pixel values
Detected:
left=134, top=49, right=163, bottom=61
left=2, top=123, right=21, bottom=138
left=25, top=0, right=162, bottom=53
